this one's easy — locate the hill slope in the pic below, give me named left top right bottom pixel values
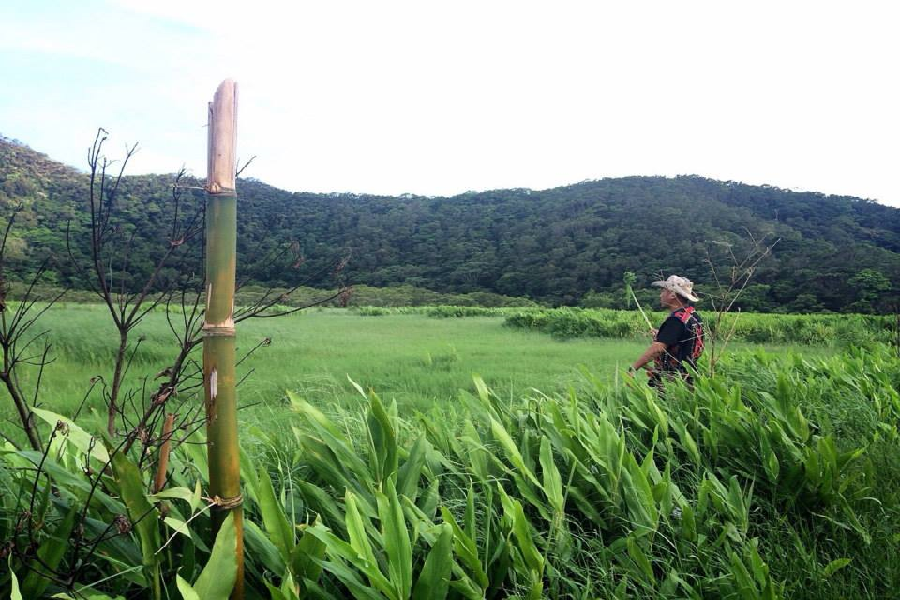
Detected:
left=1, top=135, right=897, bottom=311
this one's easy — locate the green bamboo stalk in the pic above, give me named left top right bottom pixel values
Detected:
left=204, top=79, right=244, bottom=599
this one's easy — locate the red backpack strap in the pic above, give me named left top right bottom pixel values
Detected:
left=673, top=306, right=694, bottom=323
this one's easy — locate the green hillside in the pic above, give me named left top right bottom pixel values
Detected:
left=1, top=135, right=897, bottom=312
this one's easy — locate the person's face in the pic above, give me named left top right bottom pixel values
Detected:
left=660, top=288, right=676, bottom=306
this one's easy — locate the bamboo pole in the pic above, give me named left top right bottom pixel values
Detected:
left=204, top=79, right=244, bottom=599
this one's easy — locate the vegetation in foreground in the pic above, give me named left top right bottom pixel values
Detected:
left=1, top=330, right=898, bottom=598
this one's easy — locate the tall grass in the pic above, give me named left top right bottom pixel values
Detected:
left=1, top=305, right=896, bottom=598
left=243, top=344, right=898, bottom=598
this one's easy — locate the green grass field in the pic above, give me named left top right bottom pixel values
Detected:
left=3, top=304, right=897, bottom=599
left=6, top=306, right=645, bottom=431
left=3, top=304, right=833, bottom=444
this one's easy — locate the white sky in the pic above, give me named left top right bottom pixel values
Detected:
left=1, top=0, right=898, bottom=206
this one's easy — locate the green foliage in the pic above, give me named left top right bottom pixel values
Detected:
left=184, top=513, right=238, bottom=600
left=505, top=306, right=894, bottom=346
left=2, top=343, right=899, bottom=598
left=846, top=268, right=892, bottom=313
left=3, top=136, right=899, bottom=311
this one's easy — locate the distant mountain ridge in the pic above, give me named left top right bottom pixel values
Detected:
left=1, top=135, right=897, bottom=312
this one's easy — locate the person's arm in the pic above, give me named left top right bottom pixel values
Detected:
left=630, top=341, right=667, bottom=372
left=629, top=317, right=680, bottom=374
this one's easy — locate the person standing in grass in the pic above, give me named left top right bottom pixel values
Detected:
left=628, top=275, right=704, bottom=388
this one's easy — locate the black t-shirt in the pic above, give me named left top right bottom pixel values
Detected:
left=655, top=309, right=703, bottom=372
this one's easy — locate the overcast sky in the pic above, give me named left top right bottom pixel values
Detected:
left=1, top=0, right=898, bottom=206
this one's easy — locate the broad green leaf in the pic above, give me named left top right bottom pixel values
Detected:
left=148, top=486, right=198, bottom=505
left=298, top=480, right=348, bottom=538
left=245, top=519, right=286, bottom=575
left=22, top=506, right=78, bottom=598
left=31, top=407, right=110, bottom=463
left=304, top=525, right=395, bottom=598
left=397, top=435, right=429, bottom=501
left=368, top=392, right=399, bottom=486
left=760, top=432, right=780, bottom=483
left=729, top=550, right=757, bottom=599
left=464, top=484, right=476, bottom=541
left=672, top=418, right=701, bottom=465
left=265, top=581, right=290, bottom=600
left=279, top=570, right=302, bottom=600
left=412, top=523, right=453, bottom=600
left=498, top=485, right=544, bottom=574
left=110, top=447, right=161, bottom=596
left=177, top=433, right=210, bottom=480
left=345, top=491, right=378, bottom=570
left=680, top=504, right=697, bottom=543
left=621, top=454, right=658, bottom=534
left=9, top=556, right=22, bottom=600
left=193, top=513, right=238, bottom=599
left=290, top=396, right=370, bottom=481
left=726, top=476, right=749, bottom=534
left=401, top=496, right=438, bottom=539
left=485, top=537, right=512, bottom=599
left=626, top=536, right=655, bottom=582
left=473, top=375, right=490, bottom=404
left=417, top=478, right=440, bottom=521
left=289, top=392, right=349, bottom=440
left=539, top=437, right=564, bottom=512
left=746, top=539, right=769, bottom=588
left=347, top=375, right=369, bottom=400
left=239, top=447, right=260, bottom=505
left=317, top=559, right=385, bottom=600
left=440, top=507, right=488, bottom=589
left=644, top=395, right=669, bottom=437
left=377, top=481, right=412, bottom=599
left=190, top=479, right=203, bottom=514
left=164, top=516, right=191, bottom=538
left=449, top=574, right=486, bottom=600
left=489, top=418, right=540, bottom=487
left=17, top=451, right=124, bottom=514
left=569, top=487, right=607, bottom=529
left=822, top=558, right=852, bottom=578
left=290, top=519, right=327, bottom=583
left=176, top=574, right=201, bottom=600
left=259, top=467, right=294, bottom=561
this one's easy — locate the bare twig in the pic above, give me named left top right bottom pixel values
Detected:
left=703, top=233, right=780, bottom=375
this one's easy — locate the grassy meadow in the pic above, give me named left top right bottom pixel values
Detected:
left=6, top=305, right=639, bottom=431
left=5, top=304, right=835, bottom=435
left=2, top=303, right=898, bottom=599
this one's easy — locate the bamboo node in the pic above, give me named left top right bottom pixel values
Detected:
left=205, top=185, right=237, bottom=196
left=207, top=494, right=244, bottom=510
left=203, top=325, right=235, bottom=336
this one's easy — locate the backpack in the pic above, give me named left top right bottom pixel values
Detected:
left=672, top=306, right=704, bottom=362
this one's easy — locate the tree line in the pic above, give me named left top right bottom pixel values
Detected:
left=1, top=136, right=897, bottom=312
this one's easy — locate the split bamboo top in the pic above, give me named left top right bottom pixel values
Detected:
left=207, top=79, right=238, bottom=193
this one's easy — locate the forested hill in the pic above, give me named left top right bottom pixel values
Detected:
left=1, top=135, right=897, bottom=312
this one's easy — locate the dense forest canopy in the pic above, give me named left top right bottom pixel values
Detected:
left=1, top=135, right=897, bottom=312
